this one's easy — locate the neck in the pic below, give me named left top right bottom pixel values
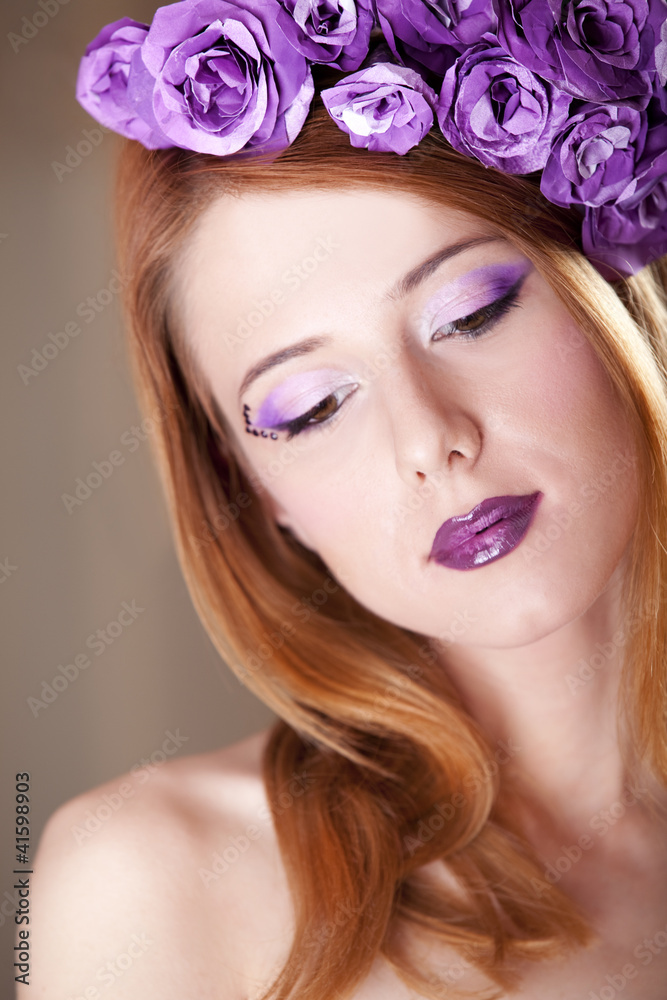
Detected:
left=437, top=561, right=638, bottom=838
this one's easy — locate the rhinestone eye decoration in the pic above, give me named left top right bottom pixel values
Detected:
left=243, top=403, right=279, bottom=440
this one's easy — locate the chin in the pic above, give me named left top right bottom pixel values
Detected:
left=469, top=562, right=626, bottom=650
left=422, top=550, right=622, bottom=652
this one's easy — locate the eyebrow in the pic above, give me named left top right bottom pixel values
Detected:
left=237, top=234, right=504, bottom=400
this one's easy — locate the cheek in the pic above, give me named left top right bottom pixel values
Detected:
left=260, top=451, right=389, bottom=582
left=257, top=456, right=362, bottom=557
left=518, top=320, right=639, bottom=539
left=512, top=319, right=628, bottom=453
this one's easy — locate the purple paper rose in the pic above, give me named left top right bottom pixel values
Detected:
left=76, top=17, right=171, bottom=149
left=582, top=165, right=667, bottom=276
left=541, top=103, right=648, bottom=207
left=321, top=61, right=437, bottom=154
left=657, top=11, right=667, bottom=85
left=494, top=0, right=666, bottom=104
left=275, top=0, right=375, bottom=70
left=437, top=34, right=572, bottom=174
left=139, top=0, right=315, bottom=156
left=581, top=97, right=667, bottom=276
left=375, top=0, right=497, bottom=77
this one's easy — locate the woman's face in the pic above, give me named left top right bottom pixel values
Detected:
left=176, top=188, right=639, bottom=648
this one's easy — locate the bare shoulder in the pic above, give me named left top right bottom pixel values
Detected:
left=28, top=725, right=294, bottom=1000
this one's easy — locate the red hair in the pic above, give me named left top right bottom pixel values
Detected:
left=112, top=96, right=667, bottom=998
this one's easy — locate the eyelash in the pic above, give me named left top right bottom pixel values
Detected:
left=432, top=281, right=523, bottom=343
left=269, top=281, right=524, bottom=442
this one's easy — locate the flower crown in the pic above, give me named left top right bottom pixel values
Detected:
left=77, top=0, right=667, bottom=279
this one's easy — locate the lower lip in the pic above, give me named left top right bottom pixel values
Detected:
left=430, top=492, right=542, bottom=571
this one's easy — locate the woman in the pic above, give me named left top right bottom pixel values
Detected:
left=29, top=2, right=667, bottom=998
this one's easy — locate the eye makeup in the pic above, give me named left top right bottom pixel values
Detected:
left=249, top=368, right=358, bottom=434
left=242, top=257, right=533, bottom=442
left=243, top=403, right=278, bottom=439
left=422, top=259, right=532, bottom=335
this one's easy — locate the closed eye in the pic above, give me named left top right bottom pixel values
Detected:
left=269, top=383, right=359, bottom=442
left=431, top=278, right=524, bottom=343
left=265, top=276, right=525, bottom=442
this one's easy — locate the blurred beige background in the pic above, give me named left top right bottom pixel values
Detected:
left=1, top=2, right=275, bottom=992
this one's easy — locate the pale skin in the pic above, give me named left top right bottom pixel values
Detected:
left=28, top=190, right=667, bottom=999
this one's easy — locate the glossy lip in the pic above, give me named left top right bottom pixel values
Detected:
left=428, top=492, right=543, bottom=571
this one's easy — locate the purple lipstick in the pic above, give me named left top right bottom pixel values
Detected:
left=429, top=492, right=542, bottom=570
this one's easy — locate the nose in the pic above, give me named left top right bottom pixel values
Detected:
left=383, top=357, right=482, bottom=485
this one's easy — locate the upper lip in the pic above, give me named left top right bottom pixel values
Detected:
left=428, top=492, right=541, bottom=561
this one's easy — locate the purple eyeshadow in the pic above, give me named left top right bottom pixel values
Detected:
left=255, top=367, right=349, bottom=429
left=423, top=259, right=531, bottom=326
left=251, top=258, right=531, bottom=430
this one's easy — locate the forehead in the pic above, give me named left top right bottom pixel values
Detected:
left=171, top=190, right=512, bottom=432
left=174, top=188, right=493, bottom=345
